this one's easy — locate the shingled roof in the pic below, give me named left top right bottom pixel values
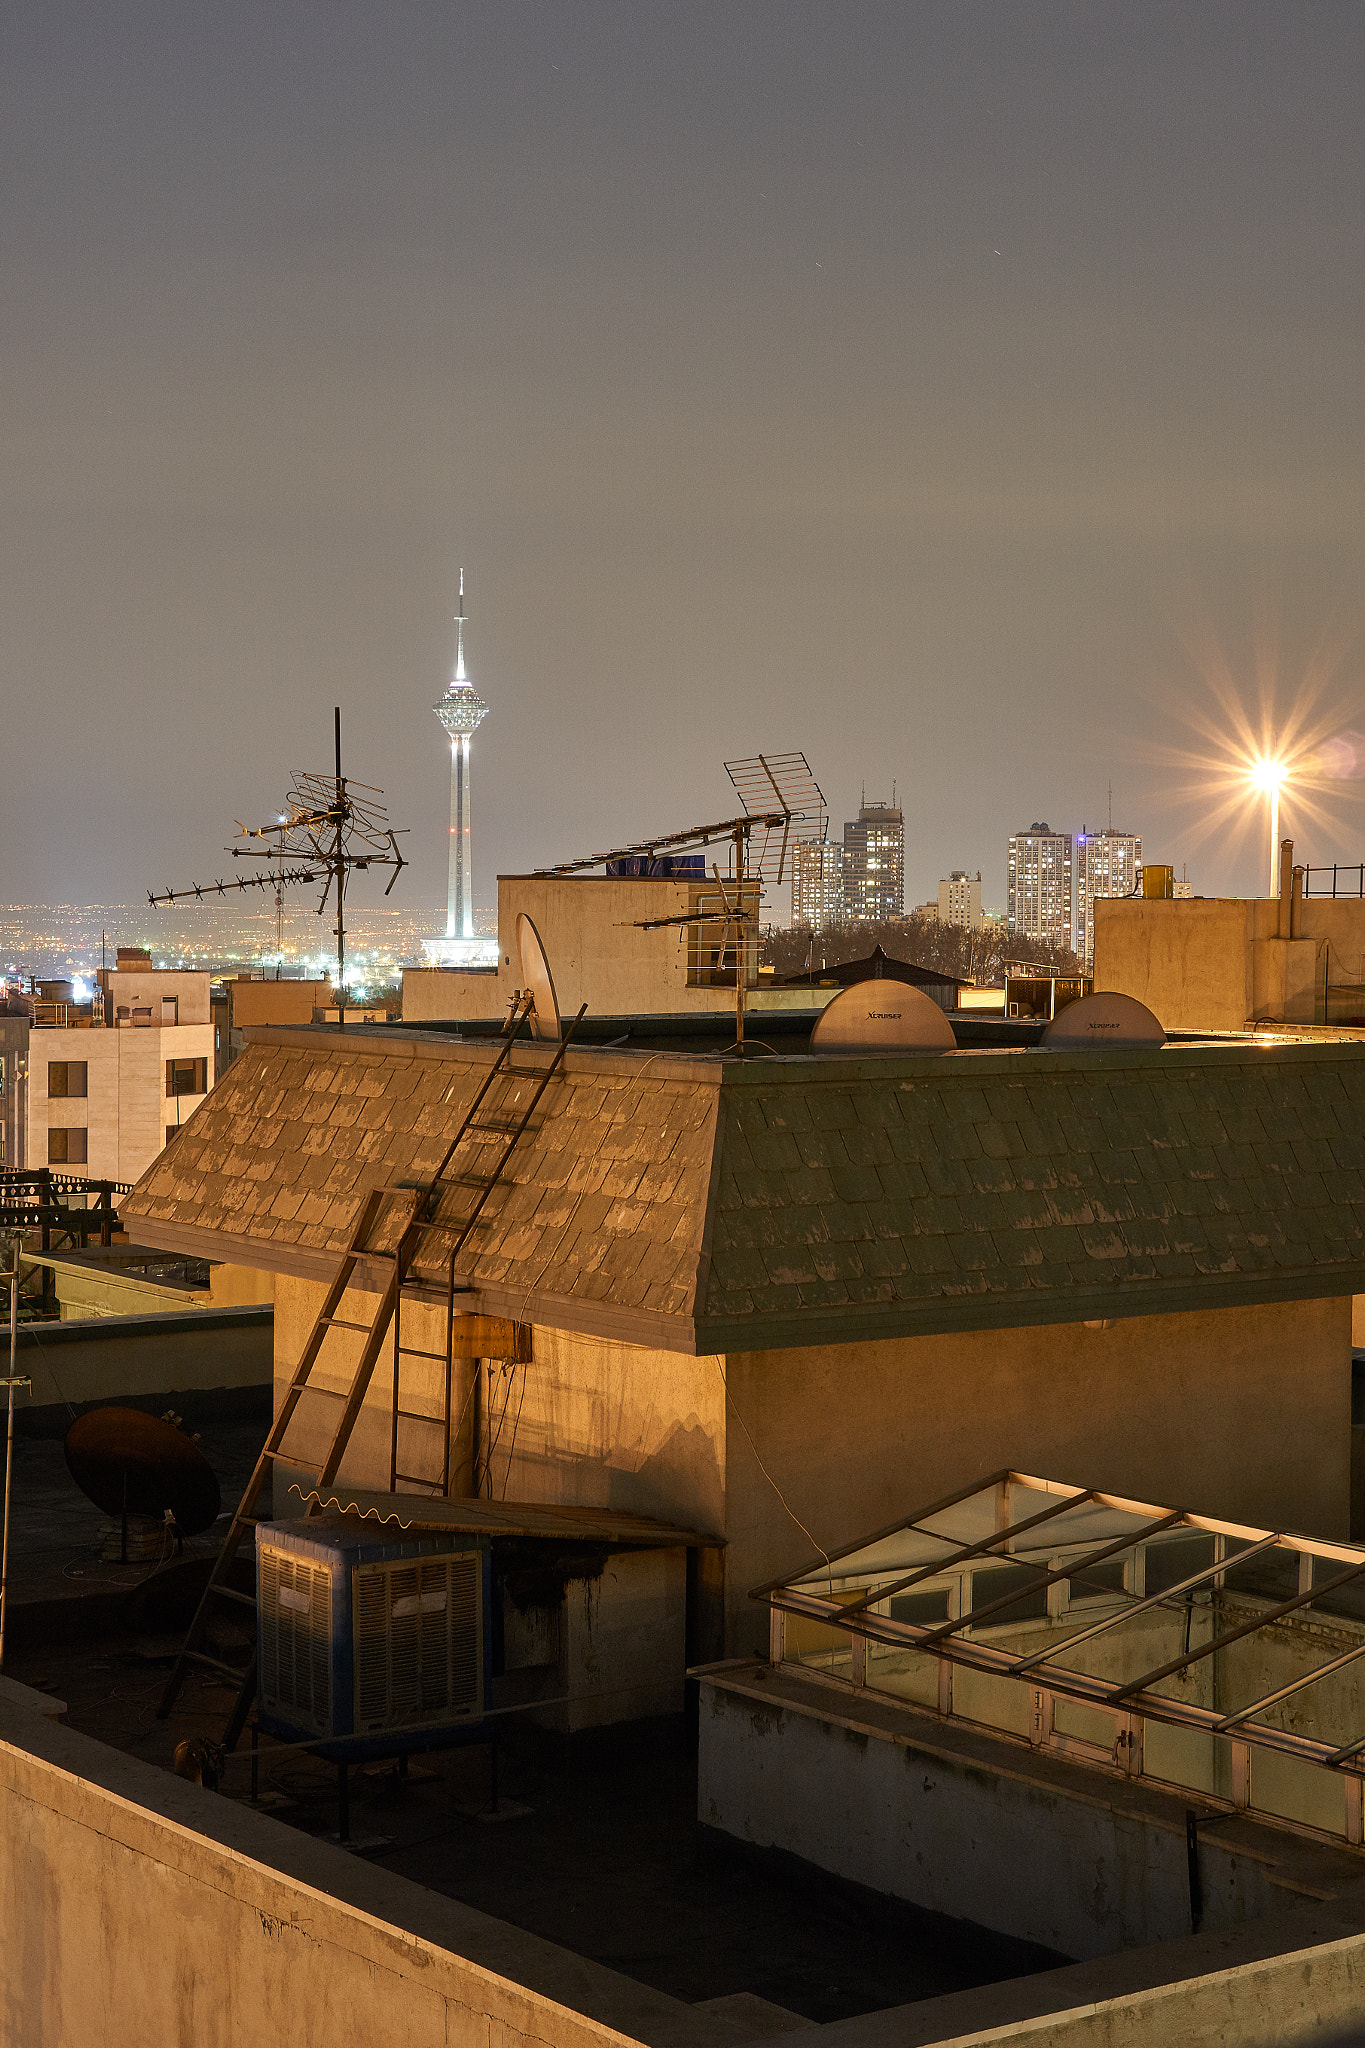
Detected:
left=122, top=1025, right=1365, bottom=1353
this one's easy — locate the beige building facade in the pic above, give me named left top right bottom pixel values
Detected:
left=29, top=967, right=213, bottom=1184
left=403, top=871, right=815, bottom=1023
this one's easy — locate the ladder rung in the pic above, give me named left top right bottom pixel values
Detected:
left=395, top=1408, right=442, bottom=1423
left=213, top=1585, right=257, bottom=1610
left=321, top=1316, right=375, bottom=1334
left=261, top=1449, right=324, bottom=1471
left=394, top=1473, right=442, bottom=1489
left=186, top=1650, right=250, bottom=1682
left=398, top=1346, right=448, bottom=1362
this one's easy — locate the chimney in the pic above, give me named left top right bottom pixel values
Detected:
left=1278, top=839, right=1294, bottom=938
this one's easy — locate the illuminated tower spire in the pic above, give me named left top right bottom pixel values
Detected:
left=432, top=569, right=490, bottom=948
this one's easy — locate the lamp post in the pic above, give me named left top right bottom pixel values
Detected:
left=1252, top=759, right=1287, bottom=896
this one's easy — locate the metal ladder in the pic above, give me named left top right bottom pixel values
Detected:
left=156, top=1007, right=584, bottom=1744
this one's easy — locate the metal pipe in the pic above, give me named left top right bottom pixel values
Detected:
left=1, top=1235, right=19, bottom=1669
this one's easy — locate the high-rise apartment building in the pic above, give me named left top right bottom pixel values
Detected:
left=843, top=800, right=904, bottom=923
left=1076, top=829, right=1142, bottom=963
left=1007, top=824, right=1074, bottom=950
left=938, top=870, right=983, bottom=931
left=791, top=842, right=845, bottom=930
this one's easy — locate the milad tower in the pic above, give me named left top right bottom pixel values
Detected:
left=423, top=570, right=499, bottom=967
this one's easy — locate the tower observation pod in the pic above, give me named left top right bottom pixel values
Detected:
left=423, top=570, right=499, bottom=968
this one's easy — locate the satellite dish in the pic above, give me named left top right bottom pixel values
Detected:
left=516, top=912, right=562, bottom=1042
left=64, top=1407, right=221, bottom=1537
left=1040, top=991, right=1166, bottom=1049
left=811, top=982, right=957, bottom=1054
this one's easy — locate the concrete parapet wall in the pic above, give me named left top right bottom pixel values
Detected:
left=698, top=1667, right=1365, bottom=1964
left=15, top=1305, right=272, bottom=1431
left=0, top=1690, right=714, bottom=2048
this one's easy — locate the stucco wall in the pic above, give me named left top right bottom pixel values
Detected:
left=1094, top=895, right=1365, bottom=1032
left=270, top=1275, right=476, bottom=1510
left=0, top=1691, right=700, bottom=2048
left=17, top=1306, right=272, bottom=1425
left=404, top=873, right=760, bottom=1023
left=721, top=1298, right=1351, bottom=1654
left=697, top=1672, right=1362, bottom=1964
left=1092, top=899, right=1257, bottom=1031
left=495, top=1324, right=726, bottom=1533
left=270, top=1286, right=727, bottom=1537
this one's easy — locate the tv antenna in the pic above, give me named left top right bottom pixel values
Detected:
left=147, top=708, right=408, bottom=1025
left=537, top=751, right=825, bottom=1052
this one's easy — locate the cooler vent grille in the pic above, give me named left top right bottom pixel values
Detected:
left=258, top=1546, right=332, bottom=1735
left=353, top=1553, right=482, bottom=1733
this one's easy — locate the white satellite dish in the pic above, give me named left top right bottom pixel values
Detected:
left=515, top=913, right=562, bottom=1042
left=810, top=982, right=957, bottom=1054
left=1040, top=991, right=1165, bottom=1049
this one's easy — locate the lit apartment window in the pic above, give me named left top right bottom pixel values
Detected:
left=47, top=1061, right=88, bottom=1098
left=165, top=1057, right=209, bottom=1098
left=48, top=1128, right=88, bottom=1165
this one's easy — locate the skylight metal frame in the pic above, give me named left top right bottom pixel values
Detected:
left=759, top=1469, right=1365, bottom=1782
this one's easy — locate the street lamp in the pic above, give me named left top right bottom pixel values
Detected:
left=1251, top=758, right=1287, bottom=896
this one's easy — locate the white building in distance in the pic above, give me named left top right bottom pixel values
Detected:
left=791, top=843, right=844, bottom=930
left=28, top=956, right=214, bottom=1185
left=938, top=870, right=983, bottom=931
left=1076, top=828, right=1143, bottom=963
left=1007, top=824, right=1074, bottom=951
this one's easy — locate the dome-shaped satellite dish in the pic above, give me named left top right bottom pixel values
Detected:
left=1040, top=991, right=1166, bottom=1049
left=810, top=982, right=957, bottom=1054
left=516, top=912, right=562, bottom=1042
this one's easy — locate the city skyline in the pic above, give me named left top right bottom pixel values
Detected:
left=4, top=8, right=1364, bottom=923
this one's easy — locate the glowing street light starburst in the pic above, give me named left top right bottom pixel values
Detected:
left=1134, top=606, right=1365, bottom=897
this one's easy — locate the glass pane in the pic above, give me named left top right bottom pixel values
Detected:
left=970, top=1562, right=1049, bottom=1628
left=953, top=1665, right=1031, bottom=1737
left=1223, top=1546, right=1301, bottom=1604
left=1143, top=1716, right=1216, bottom=1795
left=1311, top=1557, right=1365, bottom=1624
left=888, top=1588, right=950, bottom=1628
left=1252, top=1747, right=1345, bottom=1837
left=1144, top=1533, right=1215, bottom=1596
left=1066, top=1558, right=1127, bottom=1604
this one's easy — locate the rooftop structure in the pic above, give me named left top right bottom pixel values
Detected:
left=1094, top=842, right=1365, bottom=1032
left=425, top=571, right=498, bottom=969
left=124, top=1022, right=1365, bottom=1664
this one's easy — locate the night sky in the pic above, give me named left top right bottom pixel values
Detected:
left=5, top=4, right=1365, bottom=921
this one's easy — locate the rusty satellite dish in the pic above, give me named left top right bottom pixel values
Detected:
left=810, top=982, right=957, bottom=1054
left=64, top=1407, right=221, bottom=1538
left=1040, top=991, right=1166, bottom=1050
left=516, top=912, right=562, bottom=1042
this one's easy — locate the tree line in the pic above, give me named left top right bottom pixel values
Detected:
left=760, top=914, right=1081, bottom=985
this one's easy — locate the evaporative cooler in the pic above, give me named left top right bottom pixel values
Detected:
left=255, top=1519, right=491, bottom=1757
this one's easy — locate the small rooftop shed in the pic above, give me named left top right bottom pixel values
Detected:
left=123, top=1024, right=1365, bottom=1656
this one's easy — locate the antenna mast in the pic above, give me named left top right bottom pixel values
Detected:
left=147, top=708, right=408, bottom=1028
